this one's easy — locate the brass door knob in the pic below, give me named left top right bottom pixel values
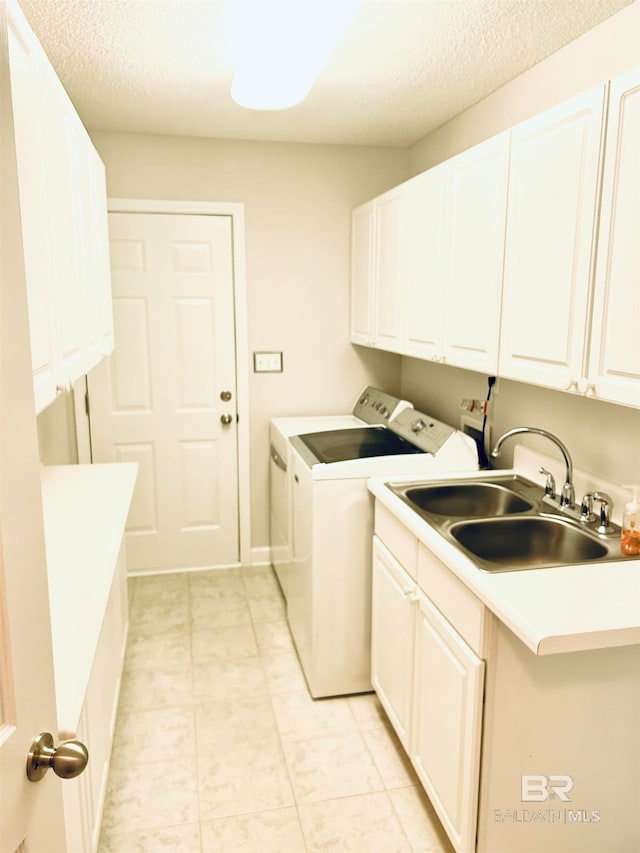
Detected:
left=220, top=413, right=233, bottom=425
left=26, top=732, right=89, bottom=782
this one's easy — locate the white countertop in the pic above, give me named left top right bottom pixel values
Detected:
left=40, top=462, right=138, bottom=733
left=368, top=453, right=640, bottom=656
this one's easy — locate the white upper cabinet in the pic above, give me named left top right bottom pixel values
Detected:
left=351, top=131, right=509, bottom=372
left=404, top=164, right=448, bottom=361
left=351, top=189, right=406, bottom=352
left=372, top=185, right=406, bottom=353
left=351, top=69, right=639, bottom=409
left=498, top=85, right=607, bottom=391
left=350, top=200, right=375, bottom=345
left=6, top=12, right=58, bottom=412
left=587, top=68, right=640, bottom=408
left=73, top=128, right=115, bottom=367
left=443, top=133, right=509, bottom=374
left=7, top=1, right=113, bottom=414
left=39, top=60, right=88, bottom=386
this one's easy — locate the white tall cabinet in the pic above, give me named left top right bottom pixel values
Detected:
left=7, top=1, right=113, bottom=414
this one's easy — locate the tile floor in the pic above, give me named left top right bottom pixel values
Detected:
left=98, top=566, right=454, bottom=852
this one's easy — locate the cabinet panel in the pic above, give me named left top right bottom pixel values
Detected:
left=499, top=86, right=606, bottom=390
left=411, top=592, right=484, bottom=853
left=588, top=69, right=640, bottom=408
left=39, top=65, right=87, bottom=383
left=371, top=537, right=415, bottom=748
left=7, top=17, right=58, bottom=412
left=374, top=501, right=418, bottom=579
left=373, top=188, right=406, bottom=352
left=404, top=166, right=447, bottom=360
left=350, top=201, right=374, bottom=345
left=443, top=133, right=509, bottom=374
left=418, top=543, right=486, bottom=656
left=74, top=129, right=115, bottom=370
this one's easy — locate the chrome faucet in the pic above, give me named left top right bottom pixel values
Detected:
left=490, top=427, right=575, bottom=507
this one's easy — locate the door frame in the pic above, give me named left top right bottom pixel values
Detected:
left=76, top=198, right=251, bottom=569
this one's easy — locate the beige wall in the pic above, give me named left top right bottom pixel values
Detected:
left=409, top=2, right=640, bottom=173
left=84, top=134, right=408, bottom=551
left=402, top=2, right=640, bottom=488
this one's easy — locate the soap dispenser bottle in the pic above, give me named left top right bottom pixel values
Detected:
left=621, top=485, right=640, bottom=556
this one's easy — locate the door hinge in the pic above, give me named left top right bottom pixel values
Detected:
left=85, top=391, right=90, bottom=417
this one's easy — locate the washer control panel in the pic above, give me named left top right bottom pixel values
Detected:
left=352, top=387, right=412, bottom=424
left=390, top=407, right=456, bottom=454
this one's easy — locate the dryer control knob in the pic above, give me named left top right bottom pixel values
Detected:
left=411, top=419, right=426, bottom=433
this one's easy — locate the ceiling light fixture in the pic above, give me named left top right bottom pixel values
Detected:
left=229, top=0, right=361, bottom=111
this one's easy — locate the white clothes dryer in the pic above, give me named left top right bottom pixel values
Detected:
left=269, top=388, right=412, bottom=599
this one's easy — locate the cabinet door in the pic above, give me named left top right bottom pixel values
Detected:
left=411, top=592, right=484, bottom=853
left=39, top=60, right=87, bottom=386
left=350, top=200, right=375, bottom=345
left=499, top=86, right=606, bottom=391
left=371, top=536, right=416, bottom=749
left=404, top=165, right=448, bottom=360
left=588, top=69, right=640, bottom=408
left=7, top=15, right=58, bottom=413
left=443, top=133, right=509, bottom=374
left=373, top=187, right=406, bottom=352
left=74, top=128, right=114, bottom=371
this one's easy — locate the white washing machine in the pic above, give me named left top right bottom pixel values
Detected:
left=269, top=388, right=412, bottom=600
left=286, top=406, right=479, bottom=698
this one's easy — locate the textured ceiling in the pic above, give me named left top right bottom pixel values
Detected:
left=18, top=0, right=635, bottom=147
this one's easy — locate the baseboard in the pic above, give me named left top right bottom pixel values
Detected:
left=126, top=549, right=271, bottom=577
left=250, top=546, right=272, bottom=567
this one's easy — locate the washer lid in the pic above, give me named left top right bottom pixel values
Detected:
left=291, top=426, right=425, bottom=465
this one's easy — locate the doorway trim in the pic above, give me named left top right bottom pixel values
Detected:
left=78, top=198, right=251, bottom=569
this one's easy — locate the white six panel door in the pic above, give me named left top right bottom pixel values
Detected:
left=89, top=212, right=239, bottom=572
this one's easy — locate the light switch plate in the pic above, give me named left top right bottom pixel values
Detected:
left=253, top=351, right=283, bottom=373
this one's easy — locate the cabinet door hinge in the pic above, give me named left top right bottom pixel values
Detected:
left=84, top=391, right=90, bottom=417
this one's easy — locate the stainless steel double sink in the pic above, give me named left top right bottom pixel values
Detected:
left=387, top=475, right=631, bottom=572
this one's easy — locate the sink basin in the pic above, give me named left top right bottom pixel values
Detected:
left=450, top=516, right=608, bottom=571
left=403, top=482, right=533, bottom=518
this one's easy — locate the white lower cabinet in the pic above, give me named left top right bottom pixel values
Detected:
left=61, top=545, right=128, bottom=853
left=371, top=533, right=486, bottom=853
left=371, top=537, right=416, bottom=748
left=411, top=591, right=484, bottom=853
left=372, top=502, right=640, bottom=853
